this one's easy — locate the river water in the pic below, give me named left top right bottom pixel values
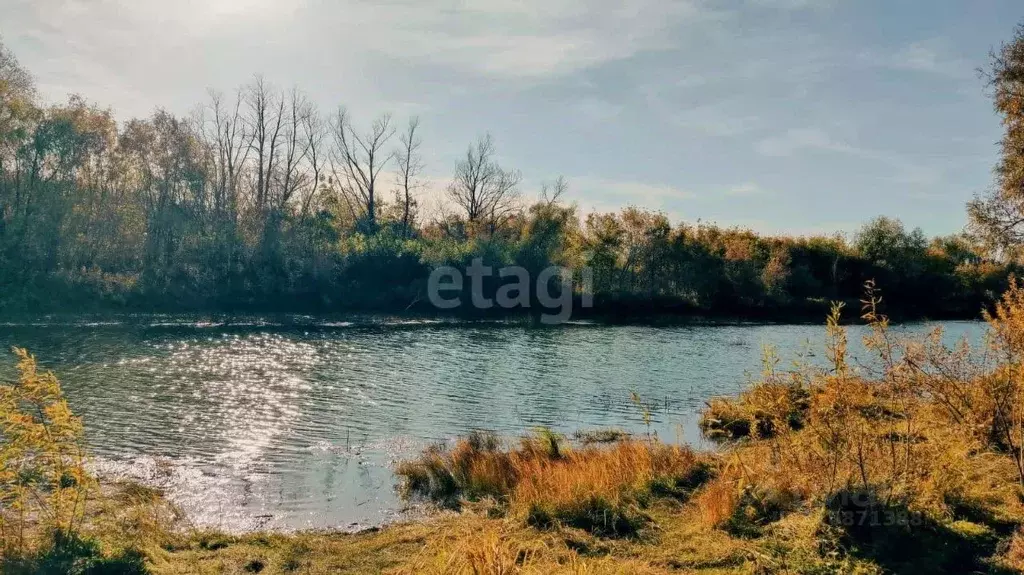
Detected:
left=0, top=315, right=987, bottom=532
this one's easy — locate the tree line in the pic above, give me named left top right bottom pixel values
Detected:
left=0, top=37, right=1019, bottom=320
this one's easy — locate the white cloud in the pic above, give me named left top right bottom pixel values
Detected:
left=575, top=97, right=622, bottom=122
left=675, top=74, right=711, bottom=88
left=711, top=217, right=857, bottom=237
left=755, top=127, right=854, bottom=156
left=756, top=127, right=951, bottom=190
left=309, top=0, right=726, bottom=80
left=748, top=0, right=836, bottom=10
left=890, top=163, right=943, bottom=187
left=725, top=182, right=767, bottom=196
left=862, top=40, right=972, bottom=79
left=568, top=176, right=694, bottom=215
left=671, top=102, right=763, bottom=136
left=4, top=0, right=732, bottom=119
left=306, top=0, right=828, bottom=104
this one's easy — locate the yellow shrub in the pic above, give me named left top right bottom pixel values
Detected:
left=0, top=348, right=95, bottom=556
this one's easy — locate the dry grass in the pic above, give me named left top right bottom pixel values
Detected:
left=397, top=431, right=710, bottom=537
left=511, top=439, right=706, bottom=535
left=149, top=499, right=876, bottom=574
left=146, top=519, right=443, bottom=575
left=997, top=529, right=1024, bottom=572
left=572, top=429, right=631, bottom=445
left=687, top=284, right=1024, bottom=572
left=144, top=493, right=782, bottom=575
left=699, top=381, right=810, bottom=442
left=692, top=477, right=740, bottom=530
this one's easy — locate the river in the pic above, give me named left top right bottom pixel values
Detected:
left=0, top=315, right=987, bottom=532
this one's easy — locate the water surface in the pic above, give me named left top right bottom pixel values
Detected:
left=0, top=316, right=986, bottom=531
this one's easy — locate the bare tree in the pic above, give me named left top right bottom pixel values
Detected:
left=394, top=117, right=422, bottom=238
left=330, top=109, right=396, bottom=231
left=243, top=76, right=285, bottom=219
left=300, top=106, right=328, bottom=218
left=446, top=134, right=521, bottom=234
left=540, top=175, right=569, bottom=206
left=276, top=87, right=314, bottom=211
left=199, top=89, right=252, bottom=224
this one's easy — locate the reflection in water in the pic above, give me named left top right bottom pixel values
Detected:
left=0, top=316, right=986, bottom=531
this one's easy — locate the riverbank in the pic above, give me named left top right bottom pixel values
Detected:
left=0, top=293, right=994, bottom=329
left=84, top=427, right=1024, bottom=574
left=141, top=494, right=824, bottom=574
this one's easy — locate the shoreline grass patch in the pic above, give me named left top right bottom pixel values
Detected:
left=396, top=430, right=711, bottom=538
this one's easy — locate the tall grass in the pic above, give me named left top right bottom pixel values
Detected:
left=0, top=348, right=150, bottom=574
left=0, top=348, right=94, bottom=557
left=397, top=430, right=709, bottom=537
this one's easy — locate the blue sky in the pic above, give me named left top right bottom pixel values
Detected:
left=3, top=0, right=1021, bottom=237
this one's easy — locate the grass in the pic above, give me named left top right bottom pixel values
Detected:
left=572, top=429, right=631, bottom=445
left=133, top=488, right=881, bottom=574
